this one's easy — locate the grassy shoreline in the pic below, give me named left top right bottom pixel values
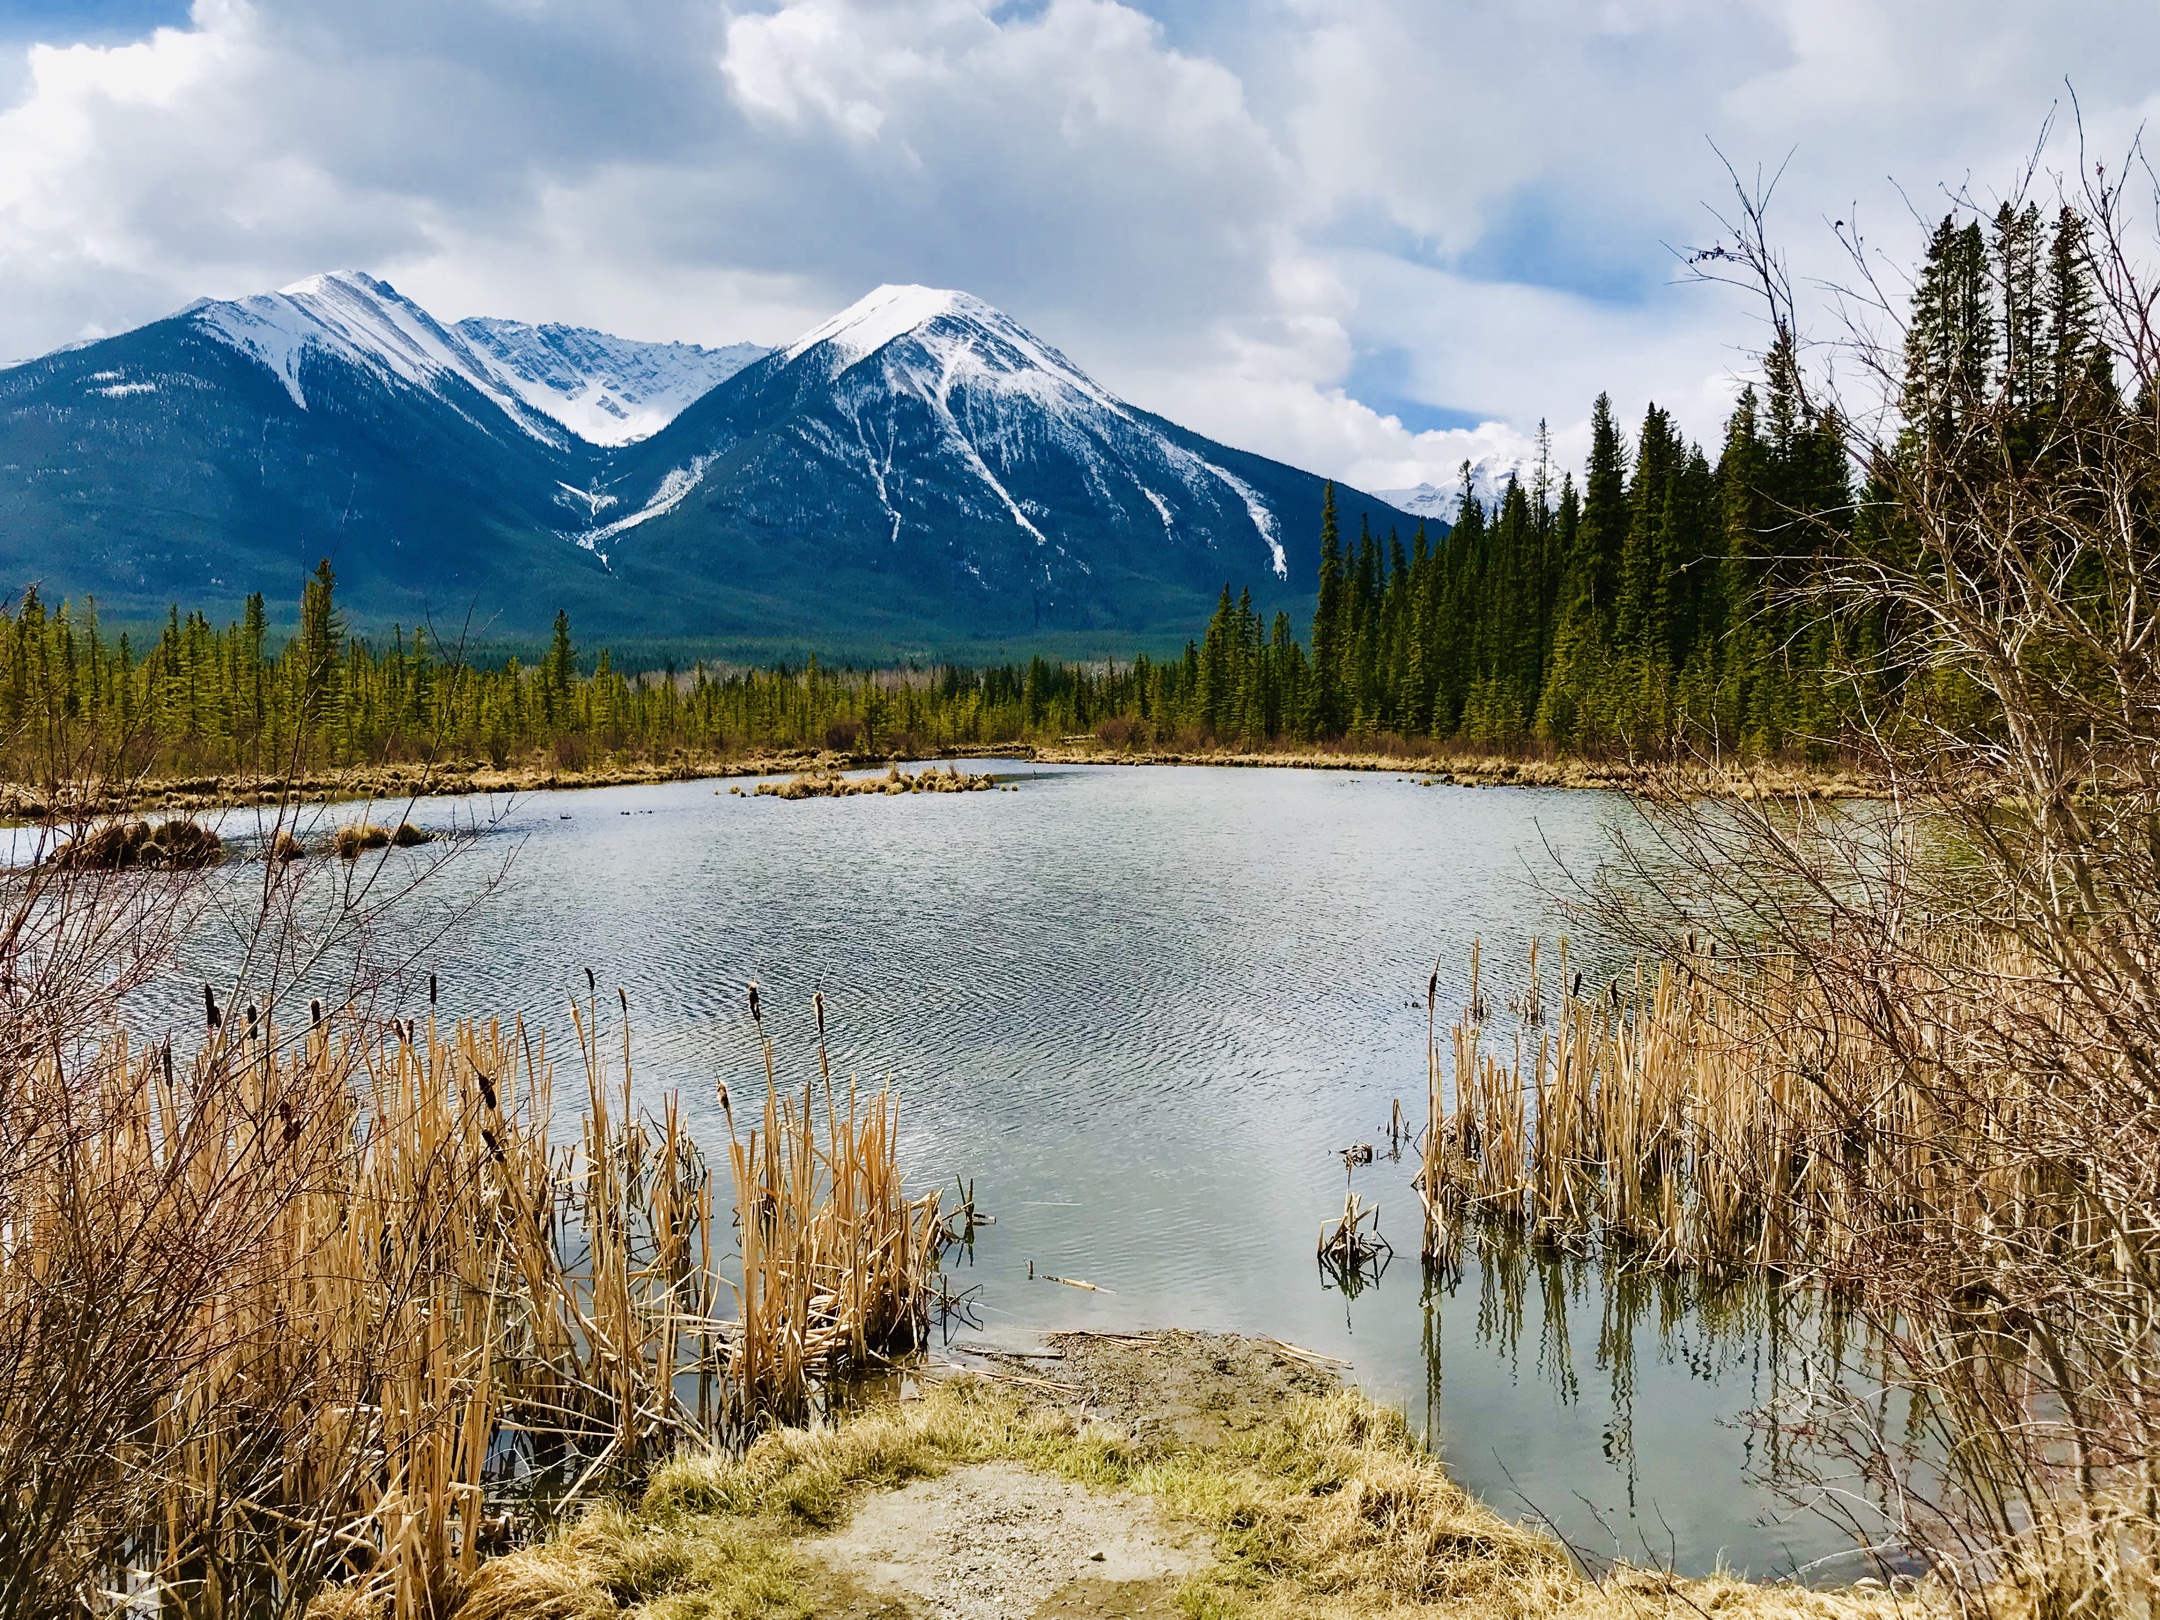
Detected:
left=0, top=745, right=1876, bottom=820
left=442, top=1330, right=1919, bottom=1620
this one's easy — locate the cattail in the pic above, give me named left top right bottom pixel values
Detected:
left=478, top=1069, right=498, bottom=1111
left=585, top=966, right=596, bottom=996
left=310, top=998, right=323, bottom=1027
left=245, top=1004, right=259, bottom=1039
left=204, top=984, right=221, bottom=1030
left=429, top=971, right=438, bottom=1005
left=813, top=988, right=826, bottom=1040
left=747, top=980, right=762, bottom=1025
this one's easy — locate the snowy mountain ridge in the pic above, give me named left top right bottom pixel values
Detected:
left=188, top=272, right=563, bottom=441
left=455, top=318, right=766, bottom=445
left=186, top=271, right=769, bottom=448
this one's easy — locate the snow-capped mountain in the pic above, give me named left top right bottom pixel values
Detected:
left=1376, top=455, right=1533, bottom=522
left=181, top=271, right=768, bottom=448
left=454, top=318, right=766, bottom=445
left=0, top=275, right=1417, bottom=652
left=187, top=272, right=569, bottom=442
left=583, top=285, right=1374, bottom=641
left=1375, top=483, right=1455, bottom=522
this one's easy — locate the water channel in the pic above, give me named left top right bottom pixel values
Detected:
left=143, top=762, right=1887, bottom=1579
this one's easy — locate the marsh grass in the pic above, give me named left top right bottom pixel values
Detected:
left=1422, top=936, right=2160, bottom=1613
left=51, top=815, right=223, bottom=869
left=460, top=1375, right=1921, bottom=1620
left=1, top=993, right=947, bottom=1619
left=1420, top=937, right=2049, bottom=1278
left=333, top=821, right=434, bottom=857
left=753, top=764, right=996, bottom=800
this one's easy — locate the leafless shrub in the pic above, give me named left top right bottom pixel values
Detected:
left=1558, top=130, right=2160, bottom=1612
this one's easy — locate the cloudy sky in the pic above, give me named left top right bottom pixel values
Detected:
left=1, top=0, right=2153, bottom=489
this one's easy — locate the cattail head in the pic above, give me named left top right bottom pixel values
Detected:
left=204, top=983, right=221, bottom=1030
left=311, top=998, right=323, bottom=1026
left=429, top=972, right=438, bottom=1005
left=585, top=966, right=596, bottom=997
left=813, top=988, right=826, bottom=1039
left=246, top=1004, right=259, bottom=1038
left=478, top=1069, right=499, bottom=1111
left=618, top=986, right=628, bottom=1015
left=747, top=980, right=762, bottom=1025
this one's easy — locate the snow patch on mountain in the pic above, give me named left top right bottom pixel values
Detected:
left=579, top=454, right=714, bottom=551
left=784, top=284, right=967, bottom=367
left=456, top=319, right=765, bottom=445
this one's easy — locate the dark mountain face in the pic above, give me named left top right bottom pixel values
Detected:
left=0, top=311, right=610, bottom=638
left=0, top=275, right=1422, bottom=656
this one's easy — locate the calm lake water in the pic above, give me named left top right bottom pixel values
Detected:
left=146, top=762, right=1880, bottom=1579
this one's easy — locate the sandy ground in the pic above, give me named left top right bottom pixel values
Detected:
left=806, top=1459, right=1206, bottom=1620
left=794, top=1331, right=1340, bottom=1620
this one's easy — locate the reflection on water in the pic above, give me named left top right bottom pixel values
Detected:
left=1419, top=1236, right=1889, bottom=1577
left=112, top=762, right=1893, bottom=1578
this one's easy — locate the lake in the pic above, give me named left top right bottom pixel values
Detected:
left=153, top=761, right=1882, bottom=1579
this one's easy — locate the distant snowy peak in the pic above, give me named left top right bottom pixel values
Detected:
left=455, top=318, right=766, bottom=446
left=190, top=271, right=560, bottom=441
left=1375, top=483, right=1455, bottom=521
left=783, top=284, right=971, bottom=365
left=187, top=271, right=766, bottom=447
left=1377, top=456, right=1527, bottom=523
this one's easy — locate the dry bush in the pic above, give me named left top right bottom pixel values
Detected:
left=1542, top=146, right=2160, bottom=1610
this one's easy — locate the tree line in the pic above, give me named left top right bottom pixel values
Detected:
left=0, top=200, right=2111, bottom=783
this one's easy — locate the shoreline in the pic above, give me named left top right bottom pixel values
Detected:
left=0, top=745, right=1877, bottom=821
left=447, top=1328, right=1917, bottom=1620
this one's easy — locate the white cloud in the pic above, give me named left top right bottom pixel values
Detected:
left=0, top=0, right=2154, bottom=488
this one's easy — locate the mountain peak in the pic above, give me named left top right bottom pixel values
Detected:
left=781, top=283, right=985, bottom=366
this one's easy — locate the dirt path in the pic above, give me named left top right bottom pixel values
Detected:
left=805, top=1458, right=1206, bottom=1619
left=793, top=1331, right=1339, bottom=1619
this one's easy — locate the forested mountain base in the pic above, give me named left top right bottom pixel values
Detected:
left=0, top=201, right=2102, bottom=791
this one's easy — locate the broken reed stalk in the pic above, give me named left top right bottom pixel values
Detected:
left=0, top=1001, right=947, bottom=1619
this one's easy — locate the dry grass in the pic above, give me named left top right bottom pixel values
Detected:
left=460, top=1376, right=1923, bottom=1620
left=1, top=994, right=947, bottom=1618
left=334, top=820, right=434, bottom=856
left=720, top=1065, right=947, bottom=1425
left=752, top=763, right=998, bottom=799
left=1417, top=936, right=2080, bottom=1278
left=1421, top=935, right=2160, bottom=1612
left=50, top=815, right=223, bottom=868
